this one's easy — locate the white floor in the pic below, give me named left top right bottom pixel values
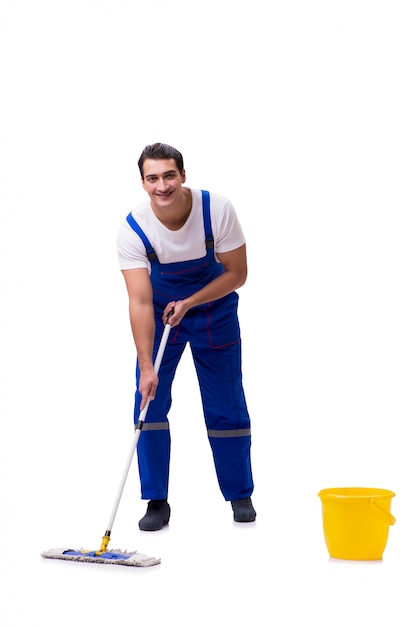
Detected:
left=1, top=339, right=417, bottom=625
left=1, top=1, right=418, bottom=624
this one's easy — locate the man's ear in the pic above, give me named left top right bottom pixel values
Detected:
left=181, top=169, right=186, bottom=183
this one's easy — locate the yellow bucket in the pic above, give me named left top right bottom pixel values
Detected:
left=318, top=487, right=396, bottom=560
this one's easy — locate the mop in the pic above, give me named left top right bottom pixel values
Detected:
left=41, top=317, right=173, bottom=567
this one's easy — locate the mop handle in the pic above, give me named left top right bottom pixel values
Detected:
left=104, top=317, right=173, bottom=535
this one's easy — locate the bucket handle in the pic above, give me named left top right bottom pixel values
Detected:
left=370, top=499, right=396, bottom=525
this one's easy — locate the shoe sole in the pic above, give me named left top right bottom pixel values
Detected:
left=234, top=515, right=256, bottom=523
left=139, top=517, right=170, bottom=531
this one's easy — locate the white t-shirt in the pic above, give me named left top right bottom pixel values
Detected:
left=117, top=188, right=245, bottom=272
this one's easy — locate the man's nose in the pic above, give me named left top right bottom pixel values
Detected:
left=156, top=177, right=169, bottom=190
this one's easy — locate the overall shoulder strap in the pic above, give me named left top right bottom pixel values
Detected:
left=201, top=190, right=214, bottom=250
left=126, top=212, right=158, bottom=262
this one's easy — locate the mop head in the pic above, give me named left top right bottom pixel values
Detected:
left=41, top=547, right=161, bottom=567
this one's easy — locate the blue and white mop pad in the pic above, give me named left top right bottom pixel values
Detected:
left=41, top=547, right=161, bottom=567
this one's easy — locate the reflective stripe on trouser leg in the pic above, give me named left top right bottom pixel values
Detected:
left=191, top=339, right=254, bottom=501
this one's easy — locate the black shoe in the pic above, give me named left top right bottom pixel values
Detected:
left=139, top=499, right=171, bottom=531
left=231, top=497, right=256, bottom=522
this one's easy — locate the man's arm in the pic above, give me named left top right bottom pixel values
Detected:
left=122, top=268, right=157, bottom=410
left=162, top=243, right=247, bottom=325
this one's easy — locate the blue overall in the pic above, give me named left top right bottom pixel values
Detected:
left=126, top=190, right=254, bottom=501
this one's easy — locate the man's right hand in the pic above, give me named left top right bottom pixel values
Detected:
left=138, top=366, right=159, bottom=410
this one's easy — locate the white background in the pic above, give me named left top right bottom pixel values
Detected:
left=1, top=1, right=417, bottom=623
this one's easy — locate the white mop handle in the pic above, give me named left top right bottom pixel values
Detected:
left=105, top=320, right=173, bottom=533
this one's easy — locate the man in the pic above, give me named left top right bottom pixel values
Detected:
left=117, top=143, right=255, bottom=530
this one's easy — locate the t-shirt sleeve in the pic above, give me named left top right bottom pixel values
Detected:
left=116, top=221, right=150, bottom=271
left=213, top=197, right=246, bottom=254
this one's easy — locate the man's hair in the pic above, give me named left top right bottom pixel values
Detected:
left=138, top=143, right=184, bottom=179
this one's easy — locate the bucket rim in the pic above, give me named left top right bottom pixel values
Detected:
left=318, top=487, right=396, bottom=499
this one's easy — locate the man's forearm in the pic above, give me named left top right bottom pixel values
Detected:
left=184, top=268, right=245, bottom=310
left=129, top=302, right=155, bottom=370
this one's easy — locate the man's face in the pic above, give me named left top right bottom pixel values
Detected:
left=142, top=158, right=186, bottom=209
